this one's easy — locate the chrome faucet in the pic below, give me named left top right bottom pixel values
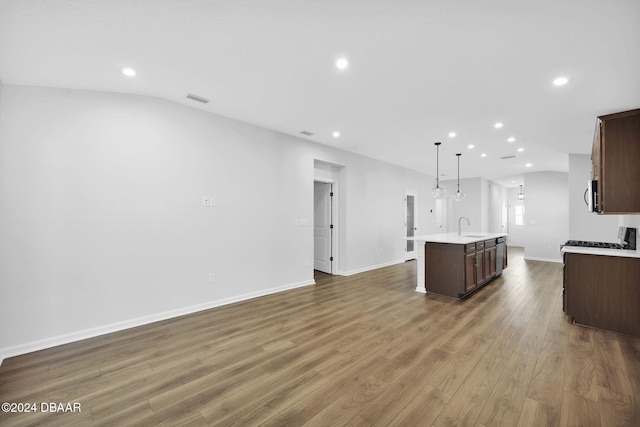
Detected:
left=458, top=216, right=470, bottom=236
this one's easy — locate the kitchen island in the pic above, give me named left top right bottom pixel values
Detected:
left=409, top=233, right=508, bottom=298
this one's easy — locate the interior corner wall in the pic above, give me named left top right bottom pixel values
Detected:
left=0, top=84, right=438, bottom=359
left=523, top=171, right=569, bottom=262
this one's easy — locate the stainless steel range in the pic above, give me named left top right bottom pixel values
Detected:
left=562, top=227, right=637, bottom=250
left=562, top=240, right=624, bottom=249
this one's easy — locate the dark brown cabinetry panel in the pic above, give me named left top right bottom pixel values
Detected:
left=465, top=252, right=477, bottom=292
left=503, top=245, right=508, bottom=269
left=592, top=109, right=640, bottom=213
left=563, top=252, right=640, bottom=337
left=425, top=238, right=505, bottom=299
left=485, top=246, right=497, bottom=278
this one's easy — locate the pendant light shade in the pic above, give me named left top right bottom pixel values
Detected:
left=455, top=153, right=465, bottom=201
left=517, top=184, right=525, bottom=200
left=431, top=142, right=445, bottom=199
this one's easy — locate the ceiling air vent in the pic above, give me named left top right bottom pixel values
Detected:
left=500, top=155, right=517, bottom=160
left=300, top=130, right=314, bottom=136
left=186, top=93, right=210, bottom=104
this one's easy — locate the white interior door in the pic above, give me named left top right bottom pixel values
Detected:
left=314, top=181, right=332, bottom=273
left=405, top=191, right=417, bottom=260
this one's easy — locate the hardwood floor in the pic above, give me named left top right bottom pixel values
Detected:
left=1, top=247, right=639, bottom=426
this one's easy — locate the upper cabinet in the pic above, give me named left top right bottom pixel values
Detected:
left=591, top=109, right=640, bottom=214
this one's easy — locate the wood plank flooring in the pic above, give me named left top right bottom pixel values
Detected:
left=1, top=247, right=639, bottom=426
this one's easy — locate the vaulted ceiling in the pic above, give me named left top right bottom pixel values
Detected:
left=1, top=0, right=639, bottom=186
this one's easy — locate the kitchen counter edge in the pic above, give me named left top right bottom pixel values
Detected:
left=408, top=232, right=508, bottom=245
left=561, top=246, right=640, bottom=259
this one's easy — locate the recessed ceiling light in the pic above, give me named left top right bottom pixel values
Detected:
left=525, top=163, right=533, bottom=167
left=336, top=58, right=348, bottom=70
left=517, top=148, right=525, bottom=152
left=448, top=132, right=456, bottom=138
left=332, top=131, right=340, bottom=138
left=467, top=144, right=475, bottom=149
left=121, top=67, right=136, bottom=77
left=494, top=122, right=504, bottom=129
left=480, top=153, right=487, bottom=157
left=507, top=137, right=516, bottom=143
left=553, top=76, right=569, bottom=86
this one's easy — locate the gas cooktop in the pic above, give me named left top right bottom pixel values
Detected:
left=563, top=240, right=625, bottom=249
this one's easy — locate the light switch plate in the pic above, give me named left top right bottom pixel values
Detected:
left=202, top=196, right=216, bottom=207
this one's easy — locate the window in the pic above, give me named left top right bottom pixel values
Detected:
left=515, top=204, right=525, bottom=226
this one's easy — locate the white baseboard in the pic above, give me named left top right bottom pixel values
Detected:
left=524, top=256, right=563, bottom=263
left=338, top=259, right=407, bottom=276
left=0, top=279, right=314, bottom=366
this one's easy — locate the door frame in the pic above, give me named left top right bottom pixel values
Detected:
left=405, top=189, right=418, bottom=260
left=314, top=178, right=338, bottom=274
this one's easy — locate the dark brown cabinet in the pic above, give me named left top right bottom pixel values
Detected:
left=484, top=240, right=497, bottom=280
left=426, top=238, right=505, bottom=299
left=497, top=237, right=507, bottom=271
left=464, top=250, right=483, bottom=292
left=591, top=109, right=640, bottom=214
left=465, top=241, right=486, bottom=291
left=563, top=252, right=640, bottom=337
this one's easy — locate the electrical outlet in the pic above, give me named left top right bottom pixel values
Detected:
left=208, top=273, right=216, bottom=284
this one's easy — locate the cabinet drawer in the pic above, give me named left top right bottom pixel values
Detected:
left=497, top=237, right=506, bottom=244
left=476, top=241, right=485, bottom=250
left=465, top=243, right=476, bottom=253
left=484, top=239, right=496, bottom=248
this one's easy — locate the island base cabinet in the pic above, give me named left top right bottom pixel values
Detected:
left=564, top=252, right=640, bottom=337
left=425, top=239, right=503, bottom=299
left=465, top=252, right=477, bottom=293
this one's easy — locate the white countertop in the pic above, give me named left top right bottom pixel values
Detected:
left=561, top=245, right=640, bottom=259
left=408, top=232, right=508, bottom=245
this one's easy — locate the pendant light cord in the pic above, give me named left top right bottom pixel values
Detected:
left=435, top=142, right=441, bottom=188
left=456, top=153, right=461, bottom=192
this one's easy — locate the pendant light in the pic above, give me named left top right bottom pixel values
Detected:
left=455, top=153, right=465, bottom=201
left=517, top=184, right=525, bottom=200
left=431, top=142, right=445, bottom=199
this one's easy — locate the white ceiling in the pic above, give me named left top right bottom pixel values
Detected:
left=1, top=0, right=639, bottom=187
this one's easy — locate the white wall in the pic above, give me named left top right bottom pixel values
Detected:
left=311, top=155, right=439, bottom=275
left=488, top=181, right=508, bottom=234
left=439, top=177, right=506, bottom=234
left=0, top=84, right=438, bottom=360
left=523, top=172, right=569, bottom=262
left=439, top=178, right=482, bottom=233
